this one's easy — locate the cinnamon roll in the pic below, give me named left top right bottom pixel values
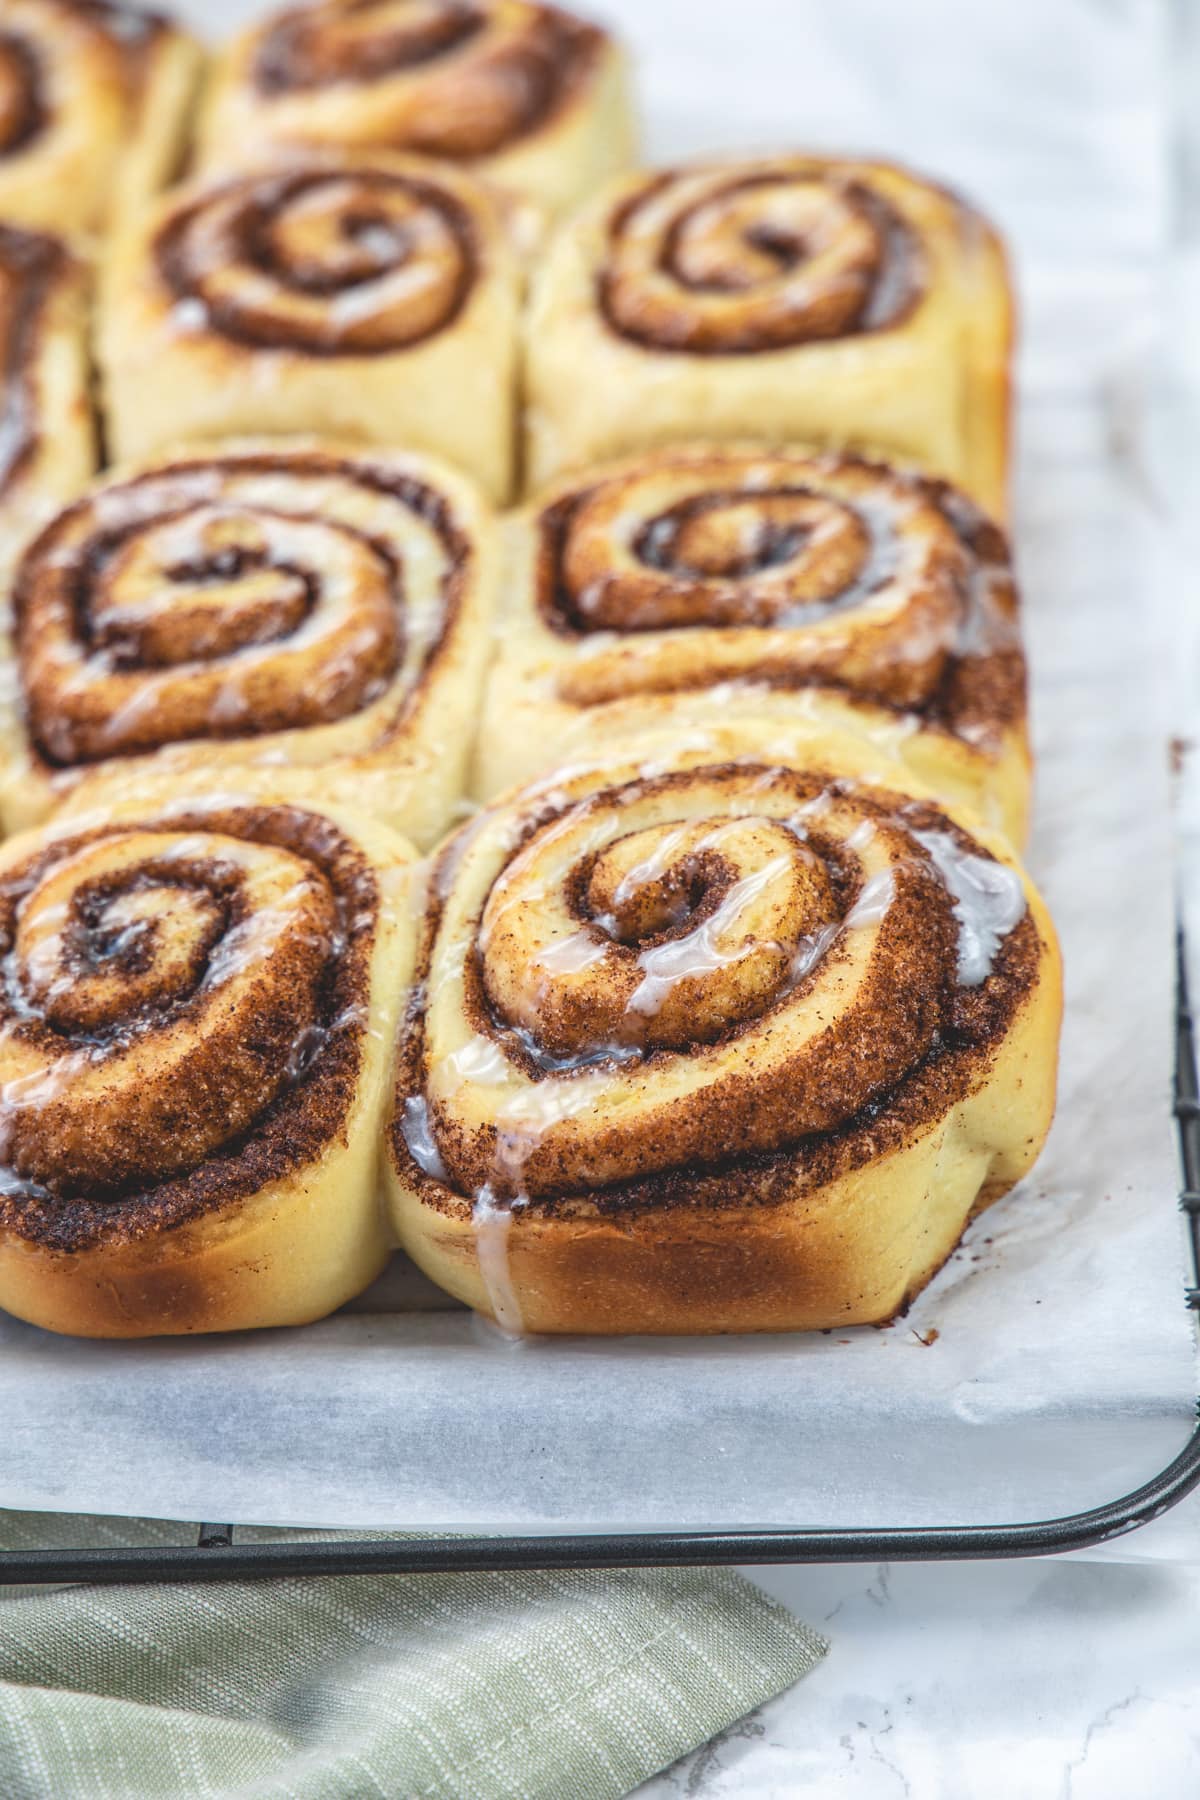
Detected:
left=0, top=790, right=416, bottom=1338
left=387, top=737, right=1061, bottom=1335
left=525, top=156, right=1012, bottom=518
left=476, top=446, right=1030, bottom=843
left=0, top=222, right=95, bottom=581
left=99, top=151, right=521, bottom=500
left=0, top=441, right=498, bottom=847
left=0, top=0, right=200, bottom=239
left=198, top=0, right=635, bottom=224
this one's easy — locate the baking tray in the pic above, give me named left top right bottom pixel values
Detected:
left=0, top=938, right=1196, bottom=1586
left=0, top=0, right=1192, bottom=1583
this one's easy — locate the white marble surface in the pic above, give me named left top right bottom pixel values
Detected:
left=639, top=1556, right=1200, bottom=1797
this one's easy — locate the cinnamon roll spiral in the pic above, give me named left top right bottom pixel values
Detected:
left=476, top=447, right=1029, bottom=843
left=0, top=221, right=94, bottom=571
left=157, top=163, right=477, bottom=355
left=388, top=742, right=1062, bottom=1334
left=0, top=442, right=498, bottom=847
left=0, top=0, right=200, bottom=238
left=526, top=155, right=1013, bottom=518
left=200, top=0, right=635, bottom=223
left=601, top=164, right=921, bottom=354
left=0, top=792, right=416, bottom=1338
left=99, top=153, right=521, bottom=499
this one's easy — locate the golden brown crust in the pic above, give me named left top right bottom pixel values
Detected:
left=0, top=0, right=173, bottom=141
left=152, top=162, right=481, bottom=355
left=386, top=748, right=1061, bottom=1333
left=524, top=155, right=1014, bottom=519
left=0, top=801, right=377, bottom=1254
left=527, top=447, right=1024, bottom=742
left=14, top=445, right=469, bottom=771
left=251, top=0, right=604, bottom=158
left=601, top=163, right=924, bottom=354
left=0, top=221, right=78, bottom=499
left=1, top=440, right=497, bottom=849
left=0, top=788, right=416, bottom=1339
left=0, top=0, right=200, bottom=237
left=99, top=151, right=521, bottom=499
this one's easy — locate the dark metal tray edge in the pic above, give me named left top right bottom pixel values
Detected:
left=3, top=940, right=1198, bottom=1584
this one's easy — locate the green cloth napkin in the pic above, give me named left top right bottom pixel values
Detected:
left=0, top=1514, right=826, bottom=1800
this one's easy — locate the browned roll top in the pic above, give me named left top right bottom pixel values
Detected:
left=533, top=450, right=1025, bottom=729
left=601, top=162, right=924, bottom=354
left=252, top=0, right=602, bottom=158
left=0, top=801, right=378, bottom=1252
left=0, top=1, right=168, bottom=162
left=393, top=761, right=1041, bottom=1216
left=14, top=447, right=470, bottom=770
left=0, top=31, right=44, bottom=158
left=0, top=221, right=72, bottom=495
left=155, top=164, right=479, bottom=354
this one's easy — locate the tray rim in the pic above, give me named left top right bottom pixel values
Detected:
left=2, top=936, right=1197, bottom=1584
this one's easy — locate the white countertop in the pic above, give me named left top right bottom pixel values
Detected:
left=639, top=1547, right=1200, bottom=1797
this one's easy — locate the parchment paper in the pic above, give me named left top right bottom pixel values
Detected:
left=2, top=0, right=1194, bottom=1541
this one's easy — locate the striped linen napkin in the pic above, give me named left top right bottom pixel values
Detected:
left=0, top=1513, right=826, bottom=1800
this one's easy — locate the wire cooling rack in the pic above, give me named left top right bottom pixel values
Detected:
left=2, top=942, right=1198, bottom=1585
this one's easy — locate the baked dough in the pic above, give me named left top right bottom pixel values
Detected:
left=0, top=789, right=415, bottom=1338
left=387, top=728, right=1062, bottom=1334
left=475, top=445, right=1029, bottom=843
left=199, top=0, right=635, bottom=225
left=0, top=439, right=498, bottom=848
left=99, top=150, right=522, bottom=500
left=525, top=155, right=1012, bottom=518
left=0, top=222, right=95, bottom=583
left=0, top=0, right=201, bottom=239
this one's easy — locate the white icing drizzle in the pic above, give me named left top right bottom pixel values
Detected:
left=169, top=297, right=209, bottom=335
left=401, top=1071, right=534, bottom=1339
left=400, top=1093, right=448, bottom=1183
left=611, top=823, right=694, bottom=908
left=958, top=563, right=1022, bottom=657
left=444, top=1032, right=511, bottom=1087
left=0, top=1163, right=49, bottom=1200
left=626, top=852, right=793, bottom=1017
left=845, top=866, right=896, bottom=929
left=792, top=787, right=833, bottom=822
left=533, top=931, right=608, bottom=975
left=471, top=1184, right=527, bottom=1340
left=788, top=924, right=838, bottom=984
left=914, top=829, right=1026, bottom=985
left=786, top=865, right=896, bottom=986
left=496, top=1073, right=611, bottom=1131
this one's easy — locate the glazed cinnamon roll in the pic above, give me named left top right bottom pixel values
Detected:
left=0, top=0, right=200, bottom=239
left=0, top=222, right=95, bottom=580
left=526, top=156, right=1012, bottom=518
left=0, top=791, right=415, bottom=1338
left=0, top=441, right=497, bottom=846
left=199, top=0, right=635, bottom=224
left=99, top=151, right=521, bottom=499
left=476, top=447, right=1030, bottom=843
left=387, top=737, right=1062, bottom=1334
